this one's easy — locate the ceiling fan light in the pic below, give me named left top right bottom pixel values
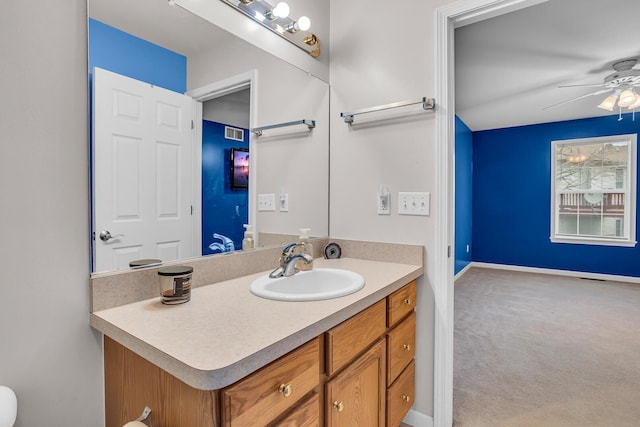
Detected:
left=598, top=95, right=617, bottom=111
left=628, top=95, right=640, bottom=110
left=618, top=89, right=636, bottom=107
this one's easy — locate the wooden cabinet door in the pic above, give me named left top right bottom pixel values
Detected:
left=325, top=339, right=386, bottom=427
left=272, top=392, right=320, bottom=427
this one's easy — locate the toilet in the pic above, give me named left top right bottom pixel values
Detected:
left=0, top=386, right=17, bottom=427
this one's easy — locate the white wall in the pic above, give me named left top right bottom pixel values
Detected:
left=203, top=90, right=250, bottom=129
left=189, top=35, right=330, bottom=240
left=0, top=2, right=104, bottom=426
left=329, top=0, right=457, bottom=419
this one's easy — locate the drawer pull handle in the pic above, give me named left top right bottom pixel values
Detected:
left=278, top=383, right=293, bottom=398
left=333, top=401, right=344, bottom=412
left=403, top=344, right=412, bottom=351
left=403, top=297, right=412, bottom=305
left=402, top=394, right=411, bottom=403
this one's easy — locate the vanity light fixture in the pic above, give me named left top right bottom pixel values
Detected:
left=220, top=0, right=320, bottom=57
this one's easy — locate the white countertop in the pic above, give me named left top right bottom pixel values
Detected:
left=90, top=257, right=422, bottom=390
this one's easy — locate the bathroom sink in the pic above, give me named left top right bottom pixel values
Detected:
left=250, top=268, right=365, bottom=302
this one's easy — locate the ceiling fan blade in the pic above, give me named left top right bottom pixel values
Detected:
left=542, top=88, right=613, bottom=110
left=558, top=83, right=607, bottom=88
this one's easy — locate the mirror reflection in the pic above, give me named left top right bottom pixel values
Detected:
left=89, top=0, right=329, bottom=274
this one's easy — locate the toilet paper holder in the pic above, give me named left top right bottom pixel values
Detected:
left=123, top=406, right=151, bottom=427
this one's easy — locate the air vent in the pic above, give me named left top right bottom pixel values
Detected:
left=225, top=126, right=244, bottom=141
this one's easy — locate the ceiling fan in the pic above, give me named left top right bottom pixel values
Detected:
left=544, top=58, right=640, bottom=111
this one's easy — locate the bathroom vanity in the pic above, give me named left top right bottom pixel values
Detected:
left=90, top=241, right=423, bottom=427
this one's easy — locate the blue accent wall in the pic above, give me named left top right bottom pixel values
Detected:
left=455, top=116, right=473, bottom=274
left=472, top=113, right=640, bottom=277
left=88, top=19, right=186, bottom=93
left=201, top=121, right=249, bottom=255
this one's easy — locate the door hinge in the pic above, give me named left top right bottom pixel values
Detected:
left=447, top=245, right=451, bottom=258
left=190, top=205, right=193, bottom=215
left=191, top=120, right=194, bottom=130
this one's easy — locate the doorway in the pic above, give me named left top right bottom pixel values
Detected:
left=434, top=1, right=550, bottom=425
left=200, top=89, right=250, bottom=255
left=188, top=70, right=258, bottom=252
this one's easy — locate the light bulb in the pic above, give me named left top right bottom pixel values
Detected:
left=297, top=16, right=311, bottom=31
left=618, top=89, right=636, bottom=107
left=272, top=2, right=290, bottom=18
left=598, top=95, right=616, bottom=111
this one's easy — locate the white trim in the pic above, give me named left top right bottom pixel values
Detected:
left=404, top=409, right=434, bottom=427
left=469, top=261, right=640, bottom=284
left=434, top=1, right=551, bottom=426
left=550, top=236, right=637, bottom=247
left=192, top=100, right=203, bottom=257
left=454, top=262, right=473, bottom=280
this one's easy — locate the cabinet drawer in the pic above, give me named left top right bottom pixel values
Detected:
left=222, top=337, right=320, bottom=427
left=386, top=360, right=415, bottom=427
left=325, top=299, right=387, bottom=376
left=326, top=339, right=386, bottom=427
left=387, top=281, right=416, bottom=327
left=387, top=311, right=416, bottom=384
left=272, top=392, right=320, bottom=427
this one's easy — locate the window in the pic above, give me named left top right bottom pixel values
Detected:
left=551, top=134, right=637, bottom=247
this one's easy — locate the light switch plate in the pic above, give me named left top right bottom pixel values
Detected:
left=398, top=192, right=430, bottom=216
left=258, top=193, right=276, bottom=211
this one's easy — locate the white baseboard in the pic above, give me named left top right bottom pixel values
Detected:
left=470, top=262, right=640, bottom=284
left=454, top=262, right=473, bottom=281
left=403, top=409, right=433, bottom=427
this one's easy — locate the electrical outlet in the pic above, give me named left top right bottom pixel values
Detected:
left=258, top=193, right=276, bottom=211
left=377, top=194, right=390, bottom=215
left=280, top=193, right=289, bottom=212
left=398, top=192, right=430, bottom=216
left=377, top=185, right=391, bottom=215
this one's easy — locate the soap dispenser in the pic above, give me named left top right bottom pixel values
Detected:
left=296, top=228, right=314, bottom=271
left=242, top=224, right=254, bottom=250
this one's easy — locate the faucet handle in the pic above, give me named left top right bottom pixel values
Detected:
left=282, top=242, right=299, bottom=257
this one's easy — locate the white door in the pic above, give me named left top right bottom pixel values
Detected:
left=93, top=67, right=194, bottom=272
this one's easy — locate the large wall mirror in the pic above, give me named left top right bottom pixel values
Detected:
left=89, top=0, right=329, bottom=274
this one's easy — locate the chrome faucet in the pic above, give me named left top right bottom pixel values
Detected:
left=269, top=243, right=313, bottom=278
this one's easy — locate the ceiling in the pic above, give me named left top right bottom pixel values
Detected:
left=455, top=0, right=640, bottom=131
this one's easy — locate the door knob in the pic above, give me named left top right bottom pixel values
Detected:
left=99, top=230, right=124, bottom=241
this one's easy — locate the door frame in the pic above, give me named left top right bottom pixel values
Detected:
left=433, top=1, right=550, bottom=425
left=187, top=70, right=258, bottom=250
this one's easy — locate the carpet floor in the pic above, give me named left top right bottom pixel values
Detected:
left=453, top=268, right=640, bottom=427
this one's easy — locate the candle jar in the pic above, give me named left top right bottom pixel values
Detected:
left=157, top=266, right=193, bottom=305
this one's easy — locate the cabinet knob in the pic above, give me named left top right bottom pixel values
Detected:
left=333, top=401, right=344, bottom=412
left=402, top=394, right=411, bottom=403
left=403, top=344, right=412, bottom=351
left=278, top=383, right=293, bottom=398
left=403, top=297, right=412, bottom=305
